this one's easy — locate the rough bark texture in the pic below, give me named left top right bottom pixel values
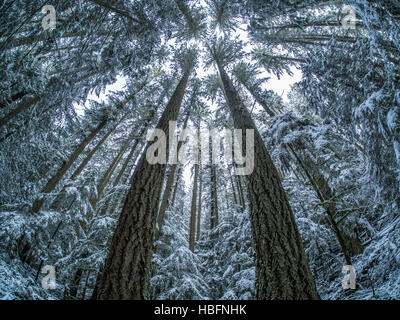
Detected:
left=217, top=61, right=320, bottom=300
left=93, top=70, right=191, bottom=300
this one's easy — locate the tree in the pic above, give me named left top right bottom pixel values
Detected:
left=93, top=51, right=196, bottom=299
left=207, top=39, right=319, bottom=299
left=188, top=126, right=200, bottom=252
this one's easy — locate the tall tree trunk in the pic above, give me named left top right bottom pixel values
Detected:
left=189, top=150, right=199, bottom=252
left=170, top=165, right=182, bottom=208
left=230, top=173, right=239, bottom=206
left=0, top=95, right=41, bottom=128
left=241, top=81, right=278, bottom=117
left=31, top=94, right=136, bottom=213
left=157, top=112, right=190, bottom=233
left=49, top=115, right=127, bottom=210
left=70, top=114, right=127, bottom=181
left=102, top=142, right=146, bottom=219
left=209, top=131, right=219, bottom=230
left=216, top=60, right=319, bottom=300
left=93, top=69, right=192, bottom=300
left=95, top=139, right=141, bottom=217
left=236, top=174, right=246, bottom=210
left=288, top=144, right=354, bottom=265
left=189, top=126, right=200, bottom=251
left=89, top=141, right=128, bottom=210
left=31, top=119, right=107, bottom=213
left=196, top=156, right=202, bottom=241
left=233, top=165, right=245, bottom=210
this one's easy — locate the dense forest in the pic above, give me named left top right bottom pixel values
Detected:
left=0, top=0, right=399, bottom=300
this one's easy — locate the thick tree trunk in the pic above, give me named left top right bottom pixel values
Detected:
left=93, top=69, right=191, bottom=300
left=216, top=61, right=319, bottom=300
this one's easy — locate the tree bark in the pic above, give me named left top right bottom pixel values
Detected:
left=216, top=60, right=319, bottom=300
left=157, top=112, right=190, bottom=233
left=93, top=69, right=192, bottom=300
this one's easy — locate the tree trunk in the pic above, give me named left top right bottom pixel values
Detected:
left=189, top=148, right=199, bottom=252
left=170, top=165, right=182, bottom=208
left=31, top=94, right=136, bottom=213
left=31, top=119, right=107, bottom=213
left=89, top=141, right=128, bottom=210
left=69, top=269, right=83, bottom=300
left=230, top=173, right=239, bottom=206
left=0, top=95, right=41, bottom=128
left=70, top=115, right=127, bottom=181
left=157, top=112, right=190, bottom=233
left=241, top=81, right=277, bottom=117
left=189, top=126, right=200, bottom=251
left=288, top=144, right=353, bottom=265
left=209, top=131, right=219, bottom=230
left=93, top=69, right=192, bottom=300
left=196, top=158, right=202, bottom=241
left=236, top=174, right=246, bottom=210
left=216, top=60, right=319, bottom=300
left=49, top=116, right=127, bottom=210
